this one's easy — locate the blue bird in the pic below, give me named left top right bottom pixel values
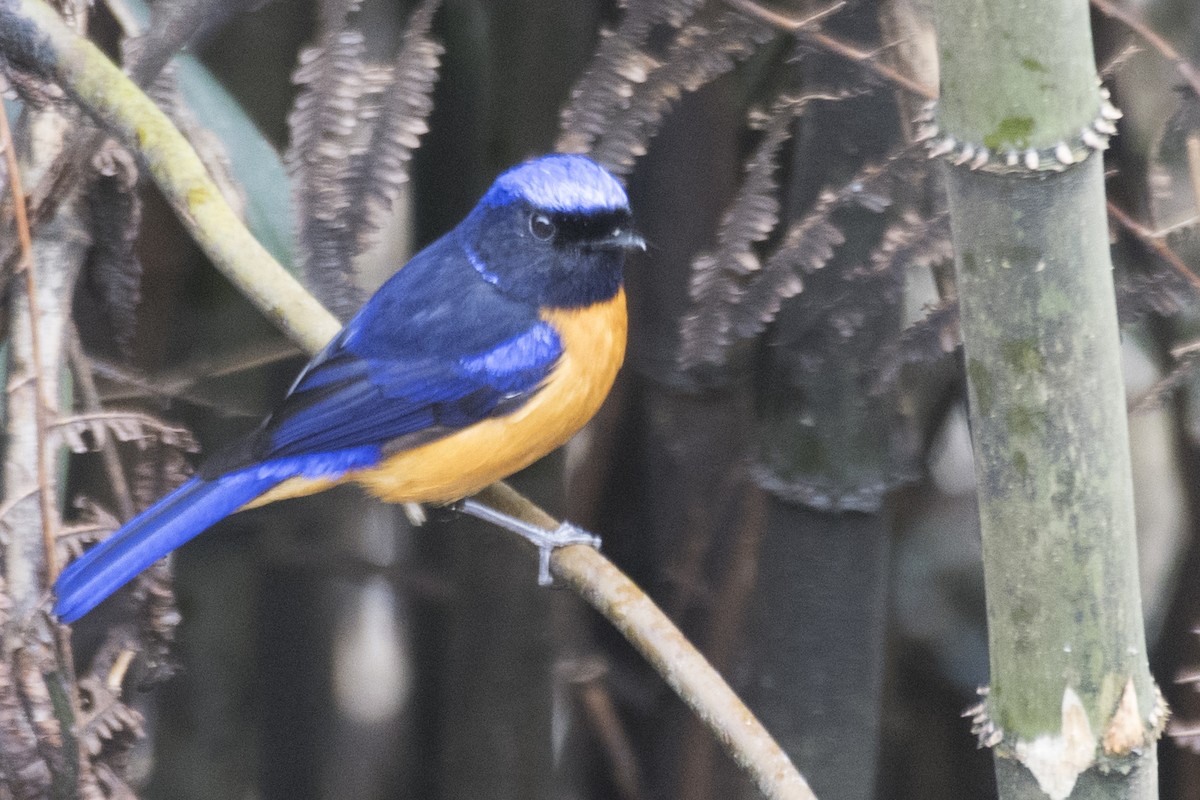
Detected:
left=54, top=154, right=644, bottom=622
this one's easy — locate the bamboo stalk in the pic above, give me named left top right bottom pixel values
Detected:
left=931, top=0, right=1163, bottom=796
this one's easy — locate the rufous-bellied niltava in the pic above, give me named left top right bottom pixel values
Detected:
left=54, top=154, right=644, bottom=622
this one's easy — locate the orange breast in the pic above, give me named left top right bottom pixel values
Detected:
left=246, top=288, right=627, bottom=509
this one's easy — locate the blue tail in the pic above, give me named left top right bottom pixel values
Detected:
left=53, top=471, right=282, bottom=622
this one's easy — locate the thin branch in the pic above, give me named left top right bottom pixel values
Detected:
left=1090, top=0, right=1200, bottom=101
left=0, top=5, right=817, bottom=797
left=474, top=483, right=816, bottom=800
left=678, top=482, right=768, bottom=799
left=0, top=98, right=58, bottom=583
left=723, top=0, right=845, bottom=31
left=0, top=0, right=342, bottom=354
left=1107, top=199, right=1200, bottom=294
left=565, top=661, right=646, bottom=800
left=724, top=0, right=937, bottom=99
left=86, top=341, right=295, bottom=416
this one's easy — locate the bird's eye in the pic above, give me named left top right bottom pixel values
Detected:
left=529, top=212, right=556, bottom=241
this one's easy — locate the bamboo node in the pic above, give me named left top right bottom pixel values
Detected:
left=919, top=92, right=1121, bottom=175
left=1012, top=687, right=1096, bottom=800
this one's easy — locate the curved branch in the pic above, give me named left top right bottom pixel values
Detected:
left=474, top=483, right=814, bottom=800
left=0, top=0, right=340, bottom=355
left=0, top=2, right=816, bottom=797
left=0, top=96, right=57, bottom=583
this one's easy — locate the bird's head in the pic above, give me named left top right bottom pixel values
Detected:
left=458, top=155, right=644, bottom=309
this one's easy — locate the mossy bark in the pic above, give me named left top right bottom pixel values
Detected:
left=933, top=0, right=1160, bottom=797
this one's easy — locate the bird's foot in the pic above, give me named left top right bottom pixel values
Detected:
left=453, top=498, right=601, bottom=585
left=528, top=522, right=601, bottom=586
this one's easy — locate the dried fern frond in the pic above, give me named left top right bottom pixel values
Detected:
left=868, top=208, right=953, bottom=275
left=77, top=676, right=146, bottom=758
left=93, top=762, right=137, bottom=800
left=288, top=0, right=443, bottom=318
left=0, top=579, right=51, bottom=796
left=131, top=441, right=194, bottom=511
left=54, top=411, right=199, bottom=454
left=681, top=148, right=916, bottom=367
left=288, top=7, right=372, bottom=318
left=730, top=193, right=843, bottom=342
left=590, top=11, right=777, bottom=174
left=557, top=0, right=708, bottom=153
left=679, top=98, right=796, bottom=366
left=83, top=141, right=142, bottom=355
left=679, top=92, right=865, bottom=366
left=871, top=299, right=960, bottom=393
left=133, top=556, right=181, bottom=684
left=732, top=151, right=917, bottom=340
left=123, top=445, right=191, bottom=682
left=59, top=497, right=121, bottom=560
left=12, top=646, right=62, bottom=751
left=344, top=0, right=443, bottom=252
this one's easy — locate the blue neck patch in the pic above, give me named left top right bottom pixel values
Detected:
left=483, top=154, right=629, bottom=213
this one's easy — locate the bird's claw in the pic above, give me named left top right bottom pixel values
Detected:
left=531, top=522, right=601, bottom=586
left=453, top=498, right=601, bottom=585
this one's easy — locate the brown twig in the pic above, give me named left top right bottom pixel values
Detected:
left=565, top=661, right=646, bottom=800
left=723, top=0, right=938, bottom=99
left=678, top=482, right=768, bottom=800
left=723, top=0, right=845, bottom=31
left=1090, top=0, right=1200, bottom=101
left=0, top=100, right=58, bottom=584
left=476, top=483, right=816, bottom=800
left=1106, top=199, right=1200, bottom=294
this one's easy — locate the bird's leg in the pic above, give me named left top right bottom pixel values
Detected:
left=453, top=498, right=601, bottom=586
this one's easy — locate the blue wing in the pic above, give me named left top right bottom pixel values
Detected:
left=56, top=232, right=563, bottom=622
left=261, top=320, right=563, bottom=459
left=202, top=232, right=564, bottom=476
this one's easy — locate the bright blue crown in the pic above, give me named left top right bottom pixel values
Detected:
left=483, top=154, right=629, bottom=213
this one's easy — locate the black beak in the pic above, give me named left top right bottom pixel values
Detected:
left=589, top=228, right=647, bottom=252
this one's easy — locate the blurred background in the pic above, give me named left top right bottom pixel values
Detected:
left=35, top=0, right=1200, bottom=797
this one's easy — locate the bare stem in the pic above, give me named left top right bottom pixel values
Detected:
left=475, top=482, right=816, bottom=800
left=1106, top=199, right=1200, bottom=294
left=1090, top=0, right=1200, bottom=101
left=0, top=98, right=58, bottom=584
left=723, top=0, right=938, bottom=99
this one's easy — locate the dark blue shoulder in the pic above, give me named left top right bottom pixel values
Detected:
left=339, top=232, right=541, bottom=361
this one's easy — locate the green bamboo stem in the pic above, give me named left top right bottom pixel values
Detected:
left=932, top=0, right=1163, bottom=797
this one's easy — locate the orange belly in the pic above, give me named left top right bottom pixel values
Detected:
left=245, top=288, right=627, bottom=509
